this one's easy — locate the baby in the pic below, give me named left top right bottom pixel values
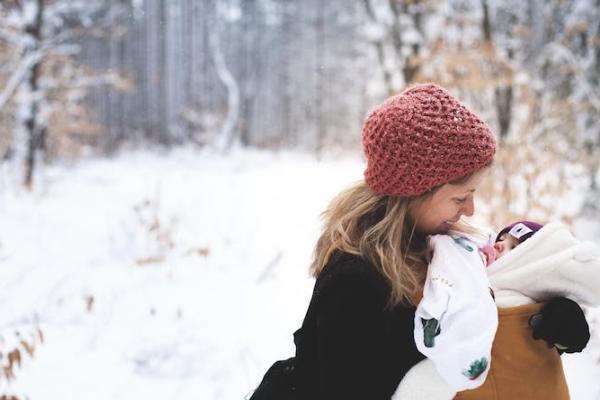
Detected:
left=479, top=221, right=543, bottom=268
left=413, top=220, right=600, bottom=392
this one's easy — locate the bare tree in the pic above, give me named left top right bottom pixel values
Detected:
left=362, top=0, right=394, bottom=95
left=209, top=0, right=240, bottom=152
left=387, top=0, right=424, bottom=85
left=481, top=0, right=514, bottom=141
left=0, top=0, right=129, bottom=188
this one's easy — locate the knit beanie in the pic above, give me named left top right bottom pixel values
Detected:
left=495, top=221, right=544, bottom=244
left=362, top=83, right=497, bottom=197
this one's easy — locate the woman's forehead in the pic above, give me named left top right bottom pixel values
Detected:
left=428, top=169, right=488, bottom=200
left=449, top=170, right=488, bottom=193
left=437, top=182, right=474, bottom=197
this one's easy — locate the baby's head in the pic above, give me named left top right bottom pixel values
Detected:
left=493, top=221, right=544, bottom=258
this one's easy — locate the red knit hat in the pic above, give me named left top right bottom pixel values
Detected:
left=362, top=83, right=497, bottom=197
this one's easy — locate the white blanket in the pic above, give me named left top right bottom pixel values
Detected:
left=413, top=234, right=498, bottom=391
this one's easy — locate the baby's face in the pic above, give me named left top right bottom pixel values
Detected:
left=493, top=233, right=519, bottom=259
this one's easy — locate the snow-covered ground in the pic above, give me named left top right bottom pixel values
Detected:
left=0, top=147, right=598, bottom=399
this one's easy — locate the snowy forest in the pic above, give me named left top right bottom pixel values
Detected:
left=0, top=0, right=600, bottom=399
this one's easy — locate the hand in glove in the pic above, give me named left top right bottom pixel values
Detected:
left=528, top=297, right=590, bottom=355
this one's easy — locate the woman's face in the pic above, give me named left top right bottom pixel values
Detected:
left=408, top=168, right=489, bottom=235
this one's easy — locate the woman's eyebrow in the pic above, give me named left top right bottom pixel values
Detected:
left=458, top=189, right=476, bottom=195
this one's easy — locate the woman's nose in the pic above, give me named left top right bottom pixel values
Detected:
left=462, top=198, right=475, bottom=217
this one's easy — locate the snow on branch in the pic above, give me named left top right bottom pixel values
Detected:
left=0, top=27, right=97, bottom=112
left=0, top=48, right=46, bottom=110
left=41, top=71, right=133, bottom=92
left=542, top=42, right=600, bottom=111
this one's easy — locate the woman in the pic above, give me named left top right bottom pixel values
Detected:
left=250, top=83, right=589, bottom=400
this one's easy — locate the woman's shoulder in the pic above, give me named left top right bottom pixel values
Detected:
left=314, top=249, right=391, bottom=304
left=317, top=249, right=383, bottom=282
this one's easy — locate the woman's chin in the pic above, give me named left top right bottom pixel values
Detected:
left=416, top=222, right=453, bottom=235
left=431, top=223, right=452, bottom=234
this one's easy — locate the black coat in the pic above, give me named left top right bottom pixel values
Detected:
left=292, top=250, right=425, bottom=400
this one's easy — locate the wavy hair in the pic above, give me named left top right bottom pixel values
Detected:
left=309, top=170, right=488, bottom=308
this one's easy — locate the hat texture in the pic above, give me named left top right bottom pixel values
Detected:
left=495, top=221, right=544, bottom=244
left=362, top=83, right=497, bottom=196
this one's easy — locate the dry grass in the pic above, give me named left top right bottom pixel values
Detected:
left=132, top=198, right=174, bottom=267
left=0, top=327, right=44, bottom=398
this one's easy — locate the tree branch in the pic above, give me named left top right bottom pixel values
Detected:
left=0, top=48, right=45, bottom=110
left=40, top=71, right=132, bottom=92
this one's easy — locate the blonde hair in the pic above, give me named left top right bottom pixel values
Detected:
left=309, top=171, right=489, bottom=308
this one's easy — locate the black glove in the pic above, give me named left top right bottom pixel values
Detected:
left=528, top=297, right=590, bottom=355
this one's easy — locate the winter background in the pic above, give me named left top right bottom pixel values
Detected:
left=1, top=0, right=600, bottom=399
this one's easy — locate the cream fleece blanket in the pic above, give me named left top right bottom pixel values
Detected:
left=393, top=221, right=600, bottom=400
left=487, top=221, right=600, bottom=307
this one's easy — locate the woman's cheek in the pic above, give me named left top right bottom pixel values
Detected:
left=444, top=204, right=459, bottom=221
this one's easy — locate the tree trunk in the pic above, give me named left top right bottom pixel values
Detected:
left=314, top=0, right=325, bottom=156
left=388, top=0, right=422, bottom=86
left=209, top=0, right=240, bottom=152
left=481, top=0, right=514, bottom=141
left=22, top=0, right=44, bottom=189
left=158, top=0, right=169, bottom=145
left=363, top=0, right=394, bottom=95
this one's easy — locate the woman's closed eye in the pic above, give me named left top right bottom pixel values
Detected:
left=453, top=197, right=467, bottom=204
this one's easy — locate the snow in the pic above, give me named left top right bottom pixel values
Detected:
left=21, top=0, right=39, bottom=27
left=0, top=147, right=598, bottom=399
left=0, top=148, right=361, bottom=399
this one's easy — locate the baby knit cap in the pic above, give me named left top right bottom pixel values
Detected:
left=362, top=83, right=497, bottom=197
left=495, top=221, right=544, bottom=244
